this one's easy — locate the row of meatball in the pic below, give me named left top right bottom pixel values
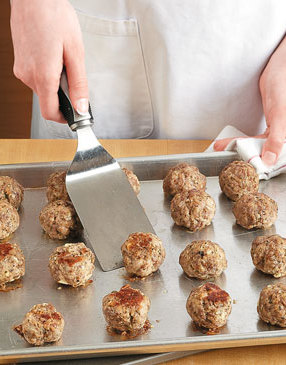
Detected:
left=163, top=161, right=278, bottom=231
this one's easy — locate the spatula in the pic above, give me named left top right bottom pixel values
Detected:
left=57, top=70, right=155, bottom=271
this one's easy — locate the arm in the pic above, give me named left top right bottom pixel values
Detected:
left=10, top=0, right=88, bottom=123
left=214, top=35, right=286, bottom=166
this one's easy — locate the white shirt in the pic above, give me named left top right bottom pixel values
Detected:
left=31, top=0, right=286, bottom=139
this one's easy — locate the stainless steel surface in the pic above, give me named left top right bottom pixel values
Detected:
left=23, top=350, right=205, bottom=364
left=67, top=126, right=155, bottom=271
left=1, top=152, right=286, bottom=363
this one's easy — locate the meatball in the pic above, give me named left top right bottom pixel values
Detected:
left=39, top=200, right=82, bottom=240
left=49, top=242, right=95, bottom=287
left=257, top=284, right=286, bottom=327
left=163, top=163, right=206, bottom=196
left=186, top=283, right=232, bottom=329
left=46, top=171, right=70, bottom=203
left=121, top=232, right=165, bottom=277
left=122, top=168, right=140, bottom=195
left=179, top=240, right=227, bottom=279
left=233, top=192, right=277, bottom=230
left=14, top=303, right=64, bottom=345
left=251, top=235, right=286, bottom=278
left=0, top=243, right=25, bottom=286
left=0, top=176, right=24, bottom=209
left=219, top=161, right=259, bottom=201
left=170, top=189, right=216, bottom=231
left=102, top=284, right=150, bottom=333
left=0, top=201, right=19, bottom=240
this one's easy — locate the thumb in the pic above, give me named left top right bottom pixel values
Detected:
left=64, top=44, right=89, bottom=115
left=262, top=119, right=286, bottom=166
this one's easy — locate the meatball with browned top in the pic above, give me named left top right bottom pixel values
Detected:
left=102, top=285, right=150, bottom=334
left=0, top=176, right=24, bottom=210
left=163, top=163, right=206, bottom=196
left=46, top=171, right=70, bottom=203
left=179, top=240, right=227, bottom=279
left=233, top=192, right=277, bottom=230
left=121, top=232, right=165, bottom=277
left=0, top=201, right=19, bottom=240
left=170, top=189, right=216, bottom=231
left=39, top=200, right=82, bottom=240
left=258, top=284, right=286, bottom=327
left=122, top=168, right=140, bottom=195
left=251, top=235, right=286, bottom=278
left=186, top=283, right=232, bottom=329
left=14, top=303, right=64, bottom=346
left=0, top=243, right=25, bottom=286
left=49, top=242, right=95, bottom=287
left=219, top=161, right=259, bottom=201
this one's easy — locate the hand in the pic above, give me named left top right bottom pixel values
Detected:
left=214, top=36, right=286, bottom=166
left=10, top=0, right=88, bottom=123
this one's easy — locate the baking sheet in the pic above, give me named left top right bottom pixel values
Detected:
left=1, top=152, right=286, bottom=363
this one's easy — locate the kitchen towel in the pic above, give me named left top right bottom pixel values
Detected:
left=206, top=125, right=286, bottom=180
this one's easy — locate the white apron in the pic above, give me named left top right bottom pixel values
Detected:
left=31, top=0, right=286, bottom=139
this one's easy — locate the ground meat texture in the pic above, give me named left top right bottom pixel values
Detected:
left=0, top=243, right=25, bottom=285
left=121, top=232, right=165, bottom=277
left=49, top=242, right=95, bottom=287
left=251, top=235, right=286, bottom=278
left=122, top=168, right=140, bottom=195
left=219, top=161, right=259, bottom=201
left=257, top=284, right=286, bottom=327
left=186, top=283, right=232, bottom=329
left=163, top=163, right=206, bottom=196
left=15, top=303, right=64, bottom=345
left=170, top=189, right=216, bottom=231
left=0, top=201, right=19, bottom=240
left=233, top=192, right=277, bottom=230
left=102, top=284, right=150, bottom=333
left=0, top=176, right=24, bottom=210
left=179, top=240, right=227, bottom=279
left=39, top=200, right=82, bottom=240
left=46, top=171, right=70, bottom=203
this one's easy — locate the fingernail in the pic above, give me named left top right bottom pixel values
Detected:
left=75, top=98, right=88, bottom=115
left=262, top=151, right=277, bottom=166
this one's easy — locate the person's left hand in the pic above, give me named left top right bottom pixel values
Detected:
left=214, top=36, right=286, bottom=166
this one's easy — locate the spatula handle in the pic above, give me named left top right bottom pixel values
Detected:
left=58, top=69, right=93, bottom=131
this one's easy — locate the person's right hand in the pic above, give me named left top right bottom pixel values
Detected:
left=10, top=0, right=88, bottom=123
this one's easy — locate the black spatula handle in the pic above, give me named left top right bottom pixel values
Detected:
left=58, top=69, right=93, bottom=131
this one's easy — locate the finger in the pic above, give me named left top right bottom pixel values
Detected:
left=261, top=121, right=286, bottom=165
left=64, top=41, right=88, bottom=115
left=37, top=86, right=66, bottom=124
left=213, top=138, right=236, bottom=151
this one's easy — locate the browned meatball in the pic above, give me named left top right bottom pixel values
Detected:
left=251, top=235, right=286, bottom=278
left=122, top=168, right=140, bottom=195
left=170, top=189, right=216, bottom=231
left=14, top=303, right=64, bottom=345
left=219, top=161, right=259, bottom=201
left=0, top=243, right=25, bottom=286
left=163, top=163, right=206, bottom=196
left=179, top=240, right=227, bottom=279
left=233, top=193, right=277, bottom=230
left=0, top=201, right=19, bottom=240
left=39, top=200, right=82, bottom=240
left=257, top=284, right=286, bottom=327
left=121, top=232, right=165, bottom=277
left=0, top=176, right=24, bottom=209
left=49, top=242, right=95, bottom=287
left=102, top=285, right=150, bottom=333
left=46, top=171, right=70, bottom=203
left=186, top=283, right=232, bottom=329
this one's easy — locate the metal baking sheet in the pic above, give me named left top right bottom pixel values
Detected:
left=1, top=151, right=286, bottom=363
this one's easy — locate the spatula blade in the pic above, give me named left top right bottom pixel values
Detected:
left=66, top=126, right=155, bottom=271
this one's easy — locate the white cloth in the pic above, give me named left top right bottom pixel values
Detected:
left=31, top=0, right=286, bottom=139
left=206, top=125, right=286, bottom=180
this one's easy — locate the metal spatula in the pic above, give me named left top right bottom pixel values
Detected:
left=57, top=71, right=155, bottom=271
